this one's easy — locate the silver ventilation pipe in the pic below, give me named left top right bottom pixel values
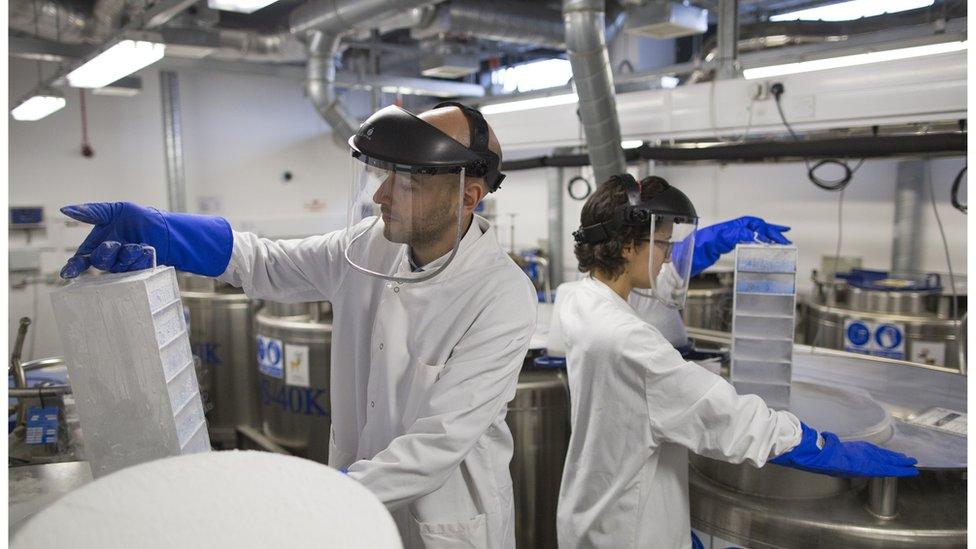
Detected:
left=289, top=0, right=442, bottom=144
left=563, top=0, right=626, bottom=186
left=90, top=0, right=130, bottom=42
left=8, top=0, right=89, bottom=43
left=431, top=0, right=565, bottom=50
left=891, top=159, right=926, bottom=275
left=306, top=31, right=359, bottom=146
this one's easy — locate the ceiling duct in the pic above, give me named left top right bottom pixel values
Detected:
left=290, top=0, right=443, bottom=145
left=624, top=1, right=708, bottom=39
left=419, top=39, right=480, bottom=78
left=414, top=0, right=566, bottom=50
left=8, top=0, right=90, bottom=44
left=563, top=0, right=626, bottom=185
left=90, top=0, right=130, bottom=42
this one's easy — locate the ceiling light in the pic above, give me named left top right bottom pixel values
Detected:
left=770, top=0, right=934, bottom=22
left=743, top=41, right=966, bottom=80
left=207, top=0, right=280, bottom=14
left=11, top=94, right=67, bottom=121
left=621, top=140, right=644, bottom=149
left=67, top=39, right=165, bottom=89
left=479, top=93, right=579, bottom=115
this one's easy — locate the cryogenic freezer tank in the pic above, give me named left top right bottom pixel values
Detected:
left=254, top=301, right=332, bottom=463
left=682, top=269, right=734, bottom=332
left=687, top=336, right=967, bottom=549
left=179, top=274, right=260, bottom=447
left=507, top=363, right=570, bottom=549
left=803, top=269, right=966, bottom=371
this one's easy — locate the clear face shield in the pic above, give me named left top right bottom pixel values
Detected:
left=638, top=214, right=697, bottom=309
left=345, top=156, right=466, bottom=283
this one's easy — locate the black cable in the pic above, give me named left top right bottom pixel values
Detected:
left=771, top=83, right=864, bottom=191
left=951, top=165, right=967, bottom=214
left=567, top=175, right=592, bottom=201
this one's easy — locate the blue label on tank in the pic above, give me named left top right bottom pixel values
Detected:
left=193, top=342, right=221, bottom=366
left=257, top=336, right=283, bottom=378
left=845, top=321, right=871, bottom=347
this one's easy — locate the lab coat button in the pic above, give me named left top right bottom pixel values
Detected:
left=393, top=286, right=400, bottom=293
left=379, top=343, right=384, bottom=350
left=370, top=401, right=375, bottom=408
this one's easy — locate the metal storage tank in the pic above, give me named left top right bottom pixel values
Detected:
left=179, top=274, right=260, bottom=447
left=682, top=269, right=734, bottom=332
left=686, top=330, right=967, bottom=549
left=507, top=361, right=570, bottom=549
left=803, top=269, right=966, bottom=371
left=254, top=301, right=332, bottom=464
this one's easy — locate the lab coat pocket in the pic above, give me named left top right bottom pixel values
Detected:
left=412, top=513, right=489, bottom=549
left=402, top=360, right=445, bottom=430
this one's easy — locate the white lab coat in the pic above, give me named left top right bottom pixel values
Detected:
left=551, top=278, right=800, bottom=549
left=628, top=292, right=690, bottom=349
left=218, top=215, right=537, bottom=549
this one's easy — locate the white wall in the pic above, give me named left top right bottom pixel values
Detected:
left=9, top=58, right=352, bottom=360
left=8, top=57, right=968, bottom=360
left=492, top=156, right=968, bottom=295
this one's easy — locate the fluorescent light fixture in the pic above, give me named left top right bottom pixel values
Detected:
left=770, top=0, right=933, bottom=22
left=479, top=93, right=578, bottom=115
left=207, top=0, right=280, bottom=13
left=67, top=39, right=165, bottom=89
left=621, top=140, right=644, bottom=149
left=743, top=41, right=966, bottom=80
left=11, top=94, right=67, bottom=121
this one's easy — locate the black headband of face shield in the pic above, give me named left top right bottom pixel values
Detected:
left=433, top=101, right=506, bottom=192
left=573, top=175, right=692, bottom=245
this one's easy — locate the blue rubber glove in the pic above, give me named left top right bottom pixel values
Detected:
left=59, top=202, right=233, bottom=279
left=691, top=216, right=791, bottom=276
left=771, top=423, right=918, bottom=477
left=690, top=531, right=704, bottom=549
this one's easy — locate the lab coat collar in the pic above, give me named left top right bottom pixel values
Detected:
left=581, top=276, right=635, bottom=311
left=404, top=215, right=487, bottom=274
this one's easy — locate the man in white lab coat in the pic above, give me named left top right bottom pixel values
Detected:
left=551, top=174, right=917, bottom=549
left=59, top=103, right=537, bottom=549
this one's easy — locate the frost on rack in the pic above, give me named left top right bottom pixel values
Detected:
left=50, top=267, right=210, bottom=478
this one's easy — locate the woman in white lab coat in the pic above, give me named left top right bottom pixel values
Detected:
left=552, top=174, right=917, bottom=549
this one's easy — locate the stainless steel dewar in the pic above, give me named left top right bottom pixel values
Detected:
left=254, top=301, right=332, bottom=463
left=803, top=271, right=967, bottom=371
left=506, top=366, right=570, bottom=549
left=179, top=274, right=261, bottom=447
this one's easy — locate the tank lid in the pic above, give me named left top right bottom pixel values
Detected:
left=840, top=269, right=941, bottom=292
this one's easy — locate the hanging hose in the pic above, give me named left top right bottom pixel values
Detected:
left=950, top=165, right=967, bottom=214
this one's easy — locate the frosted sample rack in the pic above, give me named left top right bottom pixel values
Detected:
left=730, top=244, right=798, bottom=409
left=50, top=267, right=210, bottom=478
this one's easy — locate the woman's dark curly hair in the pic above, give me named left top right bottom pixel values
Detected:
left=574, top=174, right=670, bottom=279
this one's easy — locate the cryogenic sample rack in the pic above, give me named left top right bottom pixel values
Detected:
left=730, top=244, right=798, bottom=409
left=50, top=267, right=210, bottom=478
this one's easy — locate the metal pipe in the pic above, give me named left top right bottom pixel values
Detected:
left=432, top=0, right=565, bottom=50
left=548, top=164, right=566, bottom=289
left=10, top=318, right=32, bottom=427
left=8, top=0, right=89, bottom=44
left=306, top=31, right=360, bottom=146
left=160, top=71, right=187, bottom=212
left=891, top=160, right=926, bottom=276
left=563, top=0, right=626, bottom=186
left=21, top=357, right=66, bottom=372
left=867, top=477, right=899, bottom=519
left=90, top=0, right=129, bottom=41
left=715, top=0, right=739, bottom=79
left=501, top=133, right=967, bottom=170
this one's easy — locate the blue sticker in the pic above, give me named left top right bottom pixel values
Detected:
left=874, top=324, right=904, bottom=350
left=846, top=321, right=870, bottom=347
left=257, top=335, right=284, bottom=379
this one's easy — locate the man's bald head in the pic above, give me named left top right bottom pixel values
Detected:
left=419, top=105, right=503, bottom=188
